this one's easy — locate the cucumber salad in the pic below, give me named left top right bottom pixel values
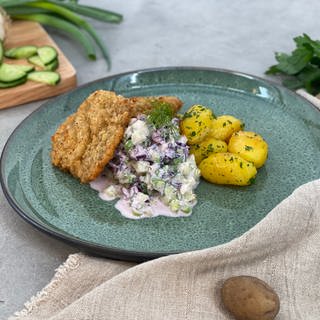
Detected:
left=90, top=104, right=200, bottom=219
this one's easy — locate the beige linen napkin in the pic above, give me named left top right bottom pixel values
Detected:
left=9, top=179, right=320, bottom=320
left=296, top=89, right=320, bottom=109
left=9, top=90, right=320, bottom=320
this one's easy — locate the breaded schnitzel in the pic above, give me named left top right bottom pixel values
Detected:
left=51, top=90, right=183, bottom=183
left=129, top=95, right=183, bottom=118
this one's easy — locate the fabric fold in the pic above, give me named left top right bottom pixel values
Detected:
left=10, top=179, right=320, bottom=320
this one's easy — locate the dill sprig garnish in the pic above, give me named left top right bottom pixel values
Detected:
left=147, top=101, right=174, bottom=128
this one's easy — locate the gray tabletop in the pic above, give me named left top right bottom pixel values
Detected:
left=1, top=1, right=319, bottom=318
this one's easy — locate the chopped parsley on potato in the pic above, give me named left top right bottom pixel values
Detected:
left=180, top=105, right=215, bottom=144
left=181, top=104, right=268, bottom=186
left=189, top=137, right=227, bottom=165
left=210, top=115, right=244, bottom=141
left=228, top=131, right=268, bottom=168
left=199, top=152, right=257, bottom=186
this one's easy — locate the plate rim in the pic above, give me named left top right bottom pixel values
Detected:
left=1, top=66, right=319, bottom=262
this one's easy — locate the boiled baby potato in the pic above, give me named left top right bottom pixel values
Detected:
left=189, top=137, right=227, bottom=165
left=199, top=152, right=257, bottom=186
left=180, top=104, right=215, bottom=144
left=228, top=131, right=268, bottom=168
left=221, top=276, right=280, bottom=320
left=210, top=115, right=244, bottom=142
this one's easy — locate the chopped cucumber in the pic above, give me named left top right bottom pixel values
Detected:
left=45, top=58, right=59, bottom=71
left=5, top=45, right=38, bottom=59
left=28, top=55, right=45, bottom=68
left=0, top=77, right=27, bottom=88
left=0, top=63, right=27, bottom=82
left=0, top=41, right=3, bottom=64
left=37, top=46, right=58, bottom=65
left=13, top=64, right=35, bottom=73
left=2, top=43, right=60, bottom=87
left=27, top=71, right=60, bottom=85
left=28, top=55, right=58, bottom=71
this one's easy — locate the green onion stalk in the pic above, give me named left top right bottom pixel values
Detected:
left=0, top=0, right=123, bottom=69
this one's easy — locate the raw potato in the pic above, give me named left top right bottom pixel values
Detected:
left=199, top=152, right=257, bottom=186
left=180, top=105, right=215, bottom=144
left=189, top=137, right=227, bottom=165
left=221, top=276, right=280, bottom=320
left=228, top=131, right=268, bottom=168
left=210, top=115, right=244, bottom=141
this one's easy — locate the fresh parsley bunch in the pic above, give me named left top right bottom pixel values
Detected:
left=266, top=33, right=320, bottom=94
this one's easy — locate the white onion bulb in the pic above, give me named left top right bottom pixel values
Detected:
left=0, top=8, right=10, bottom=42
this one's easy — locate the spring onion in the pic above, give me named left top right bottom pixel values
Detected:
left=47, top=1, right=123, bottom=24
left=12, top=13, right=96, bottom=61
left=0, top=0, right=123, bottom=69
left=25, top=2, right=111, bottom=67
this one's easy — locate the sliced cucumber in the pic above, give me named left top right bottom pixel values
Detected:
left=13, top=64, right=35, bottom=73
left=0, top=63, right=27, bottom=82
left=28, top=55, right=59, bottom=71
left=0, top=41, right=3, bottom=64
left=0, top=77, right=27, bottom=88
left=45, top=58, right=59, bottom=71
left=37, top=46, right=58, bottom=65
left=5, top=45, right=38, bottom=59
left=27, top=71, right=60, bottom=85
left=28, top=55, right=45, bottom=68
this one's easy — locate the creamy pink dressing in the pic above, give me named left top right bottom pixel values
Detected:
left=115, top=198, right=191, bottom=220
left=89, top=174, right=116, bottom=201
left=90, top=174, right=192, bottom=219
left=89, top=175, right=109, bottom=192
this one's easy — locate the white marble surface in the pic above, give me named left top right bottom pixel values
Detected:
left=1, top=0, right=320, bottom=318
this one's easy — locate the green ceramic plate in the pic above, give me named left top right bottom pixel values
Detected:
left=1, top=67, right=320, bottom=261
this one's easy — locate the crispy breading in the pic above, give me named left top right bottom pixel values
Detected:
left=128, top=96, right=183, bottom=118
left=51, top=90, right=183, bottom=183
left=51, top=90, right=131, bottom=183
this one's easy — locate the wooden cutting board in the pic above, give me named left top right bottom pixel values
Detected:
left=0, top=21, right=77, bottom=110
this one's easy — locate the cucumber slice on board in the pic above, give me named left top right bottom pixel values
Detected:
left=13, top=64, right=35, bottom=73
left=28, top=55, right=59, bottom=71
left=0, top=63, right=27, bottom=82
left=45, top=58, right=59, bottom=71
left=37, top=46, right=58, bottom=65
left=28, top=55, right=45, bottom=68
left=27, top=71, right=60, bottom=85
left=5, top=45, right=38, bottom=59
left=0, top=41, right=3, bottom=64
left=0, top=77, right=27, bottom=88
